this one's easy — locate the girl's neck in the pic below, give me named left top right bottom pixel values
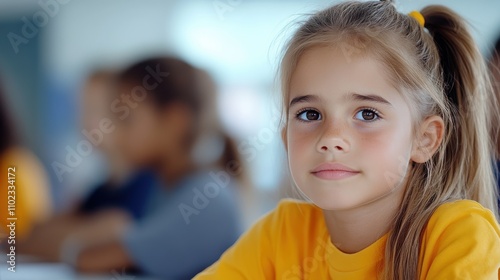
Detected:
left=322, top=183, right=405, bottom=254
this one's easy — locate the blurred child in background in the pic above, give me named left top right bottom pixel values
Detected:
left=0, top=80, right=52, bottom=241
left=69, top=57, right=243, bottom=279
left=18, top=69, right=155, bottom=261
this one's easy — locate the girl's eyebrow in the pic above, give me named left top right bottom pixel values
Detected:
left=348, top=92, right=393, bottom=107
left=289, top=94, right=319, bottom=107
left=288, top=92, right=393, bottom=107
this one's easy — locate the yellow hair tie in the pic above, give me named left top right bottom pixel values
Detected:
left=408, top=10, right=425, bottom=27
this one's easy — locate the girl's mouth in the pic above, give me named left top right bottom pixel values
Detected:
left=310, top=162, right=360, bottom=180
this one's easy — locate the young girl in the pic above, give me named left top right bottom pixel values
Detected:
left=18, top=70, right=158, bottom=262
left=195, top=1, right=500, bottom=279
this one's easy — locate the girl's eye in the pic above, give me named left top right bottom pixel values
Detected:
left=297, top=109, right=322, bottom=121
left=354, top=109, right=380, bottom=121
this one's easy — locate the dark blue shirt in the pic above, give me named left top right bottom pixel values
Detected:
left=79, top=170, right=156, bottom=220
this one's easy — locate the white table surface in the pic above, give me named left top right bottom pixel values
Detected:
left=0, top=263, right=161, bottom=280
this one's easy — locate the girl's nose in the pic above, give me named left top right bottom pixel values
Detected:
left=319, top=144, right=346, bottom=152
left=316, top=123, right=350, bottom=154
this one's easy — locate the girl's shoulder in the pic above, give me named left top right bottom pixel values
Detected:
left=424, top=199, right=500, bottom=241
left=419, top=200, right=500, bottom=278
left=426, top=199, right=499, bottom=232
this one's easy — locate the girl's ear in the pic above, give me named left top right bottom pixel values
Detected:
left=281, top=127, right=288, bottom=151
left=411, top=115, right=444, bottom=163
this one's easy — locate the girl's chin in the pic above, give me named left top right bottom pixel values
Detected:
left=301, top=193, right=365, bottom=211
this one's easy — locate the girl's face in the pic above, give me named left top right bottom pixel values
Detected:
left=114, top=100, right=163, bottom=166
left=286, top=46, right=414, bottom=211
left=115, top=87, right=189, bottom=167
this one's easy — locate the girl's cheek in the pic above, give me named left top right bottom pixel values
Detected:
left=355, top=127, right=389, bottom=147
left=288, top=123, right=320, bottom=148
left=355, top=122, right=411, bottom=162
left=287, top=134, right=308, bottom=155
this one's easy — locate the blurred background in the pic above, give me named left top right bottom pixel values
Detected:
left=0, top=0, right=498, bottom=216
left=0, top=0, right=499, bottom=279
left=1, top=0, right=500, bottom=214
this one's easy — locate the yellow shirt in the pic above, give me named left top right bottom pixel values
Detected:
left=0, top=147, right=52, bottom=240
left=195, top=199, right=500, bottom=279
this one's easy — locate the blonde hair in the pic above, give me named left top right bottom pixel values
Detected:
left=279, top=1, right=499, bottom=279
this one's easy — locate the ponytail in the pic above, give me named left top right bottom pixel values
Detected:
left=385, top=6, right=499, bottom=279
left=422, top=5, right=499, bottom=216
left=386, top=6, right=500, bottom=279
